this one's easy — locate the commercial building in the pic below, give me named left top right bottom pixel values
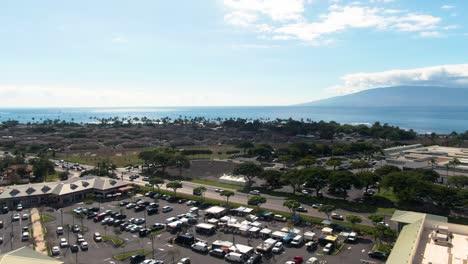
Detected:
left=387, top=210, right=468, bottom=264
left=384, top=145, right=468, bottom=181
left=0, top=176, right=129, bottom=208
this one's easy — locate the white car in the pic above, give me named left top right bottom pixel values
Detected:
left=22, top=214, right=29, bottom=220
left=177, top=258, right=191, bottom=264
left=162, top=206, right=173, bottom=213
left=272, top=242, right=284, bottom=253
left=249, top=190, right=260, bottom=195
left=323, top=243, right=334, bottom=254
left=59, top=238, right=69, bottom=248
left=51, top=246, right=60, bottom=256
left=305, top=257, right=319, bottom=264
left=56, top=226, right=64, bottom=235
left=12, top=214, right=20, bottom=221
left=80, top=241, right=89, bottom=250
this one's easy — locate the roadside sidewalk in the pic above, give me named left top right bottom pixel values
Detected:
left=31, top=208, right=47, bottom=254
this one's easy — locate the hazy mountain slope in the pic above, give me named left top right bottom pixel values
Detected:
left=300, top=86, right=468, bottom=107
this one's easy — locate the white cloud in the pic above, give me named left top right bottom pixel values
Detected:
left=224, top=1, right=447, bottom=45
left=230, top=44, right=279, bottom=49
left=224, top=11, right=258, bottom=27
left=330, top=64, right=468, bottom=95
left=273, top=6, right=442, bottom=43
left=441, top=4, right=455, bottom=9
left=223, top=0, right=306, bottom=21
left=419, top=31, right=442, bottom=38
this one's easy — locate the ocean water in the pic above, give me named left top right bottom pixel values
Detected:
left=0, top=106, right=467, bottom=134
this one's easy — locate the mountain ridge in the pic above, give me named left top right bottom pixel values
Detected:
left=299, top=86, right=468, bottom=107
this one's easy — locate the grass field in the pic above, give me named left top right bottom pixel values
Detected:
left=375, top=188, right=399, bottom=203
left=114, top=249, right=152, bottom=261
left=62, top=154, right=142, bottom=167
left=40, top=214, right=56, bottom=223
left=190, top=178, right=244, bottom=190
left=46, top=172, right=61, bottom=181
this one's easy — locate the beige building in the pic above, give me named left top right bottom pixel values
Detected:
left=387, top=210, right=468, bottom=264
left=0, top=176, right=129, bottom=208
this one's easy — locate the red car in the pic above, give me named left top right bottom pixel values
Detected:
left=292, top=256, right=303, bottom=264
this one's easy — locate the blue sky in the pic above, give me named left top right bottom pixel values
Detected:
left=0, top=0, right=467, bottom=107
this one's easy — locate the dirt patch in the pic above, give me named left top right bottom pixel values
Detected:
left=167, top=160, right=238, bottom=180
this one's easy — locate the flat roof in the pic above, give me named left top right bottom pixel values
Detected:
left=391, top=210, right=447, bottom=224
left=205, top=206, right=227, bottom=214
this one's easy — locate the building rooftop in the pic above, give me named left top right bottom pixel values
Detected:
left=0, top=176, right=127, bottom=200
left=387, top=211, right=468, bottom=264
left=391, top=210, right=448, bottom=224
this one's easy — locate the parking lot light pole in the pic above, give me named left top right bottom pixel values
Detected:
left=150, top=236, right=155, bottom=259
left=60, top=209, right=63, bottom=227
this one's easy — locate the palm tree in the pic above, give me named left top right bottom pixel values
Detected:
left=220, top=190, right=235, bottom=207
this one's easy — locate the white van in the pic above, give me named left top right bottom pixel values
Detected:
left=291, top=235, right=303, bottom=247
left=191, top=242, right=209, bottom=253
left=224, top=252, right=245, bottom=263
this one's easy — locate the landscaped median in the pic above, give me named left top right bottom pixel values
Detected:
left=114, top=249, right=153, bottom=261
left=102, top=236, right=124, bottom=247
left=40, top=214, right=56, bottom=223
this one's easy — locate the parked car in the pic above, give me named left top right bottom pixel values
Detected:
left=80, top=241, right=89, bottom=251
left=272, top=242, right=284, bottom=253
left=21, top=214, right=29, bottom=220
left=56, top=226, right=64, bottom=235
left=323, top=243, right=334, bottom=254
left=191, top=242, right=209, bottom=254
left=306, top=241, right=318, bottom=251
left=130, top=255, right=145, bottom=264
left=246, top=253, right=262, bottom=264
left=72, top=224, right=80, bottom=233
left=249, top=190, right=260, bottom=195
left=162, top=206, right=173, bottom=213
left=209, top=248, right=227, bottom=258
left=12, top=214, right=20, bottom=221
left=305, top=257, right=319, bottom=264
left=16, top=204, right=23, bottom=211
left=291, top=256, right=303, bottom=264
left=368, top=251, right=388, bottom=260
left=177, top=258, right=191, bottom=264
left=272, top=215, right=287, bottom=222
left=312, top=204, right=323, bottom=209
left=59, top=238, right=69, bottom=248
left=51, top=246, right=60, bottom=256
left=92, top=231, right=101, bottom=241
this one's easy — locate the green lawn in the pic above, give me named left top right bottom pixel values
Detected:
left=102, top=236, right=124, bottom=247
left=46, top=172, right=61, bottom=181
left=190, top=178, right=244, bottom=190
left=376, top=207, right=397, bottom=215
left=376, top=188, right=399, bottom=203
left=40, top=214, right=55, bottom=223
left=114, top=249, right=152, bottom=261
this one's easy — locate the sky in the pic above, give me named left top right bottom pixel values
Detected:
left=0, top=0, right=467, bottom=107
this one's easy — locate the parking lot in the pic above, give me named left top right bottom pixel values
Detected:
left=0, top=208, right=33, bottom=254
left=7, top=194, right=384, bottom=264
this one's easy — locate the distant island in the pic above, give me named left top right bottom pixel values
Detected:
left=299, top=86, right=468, bottom=107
